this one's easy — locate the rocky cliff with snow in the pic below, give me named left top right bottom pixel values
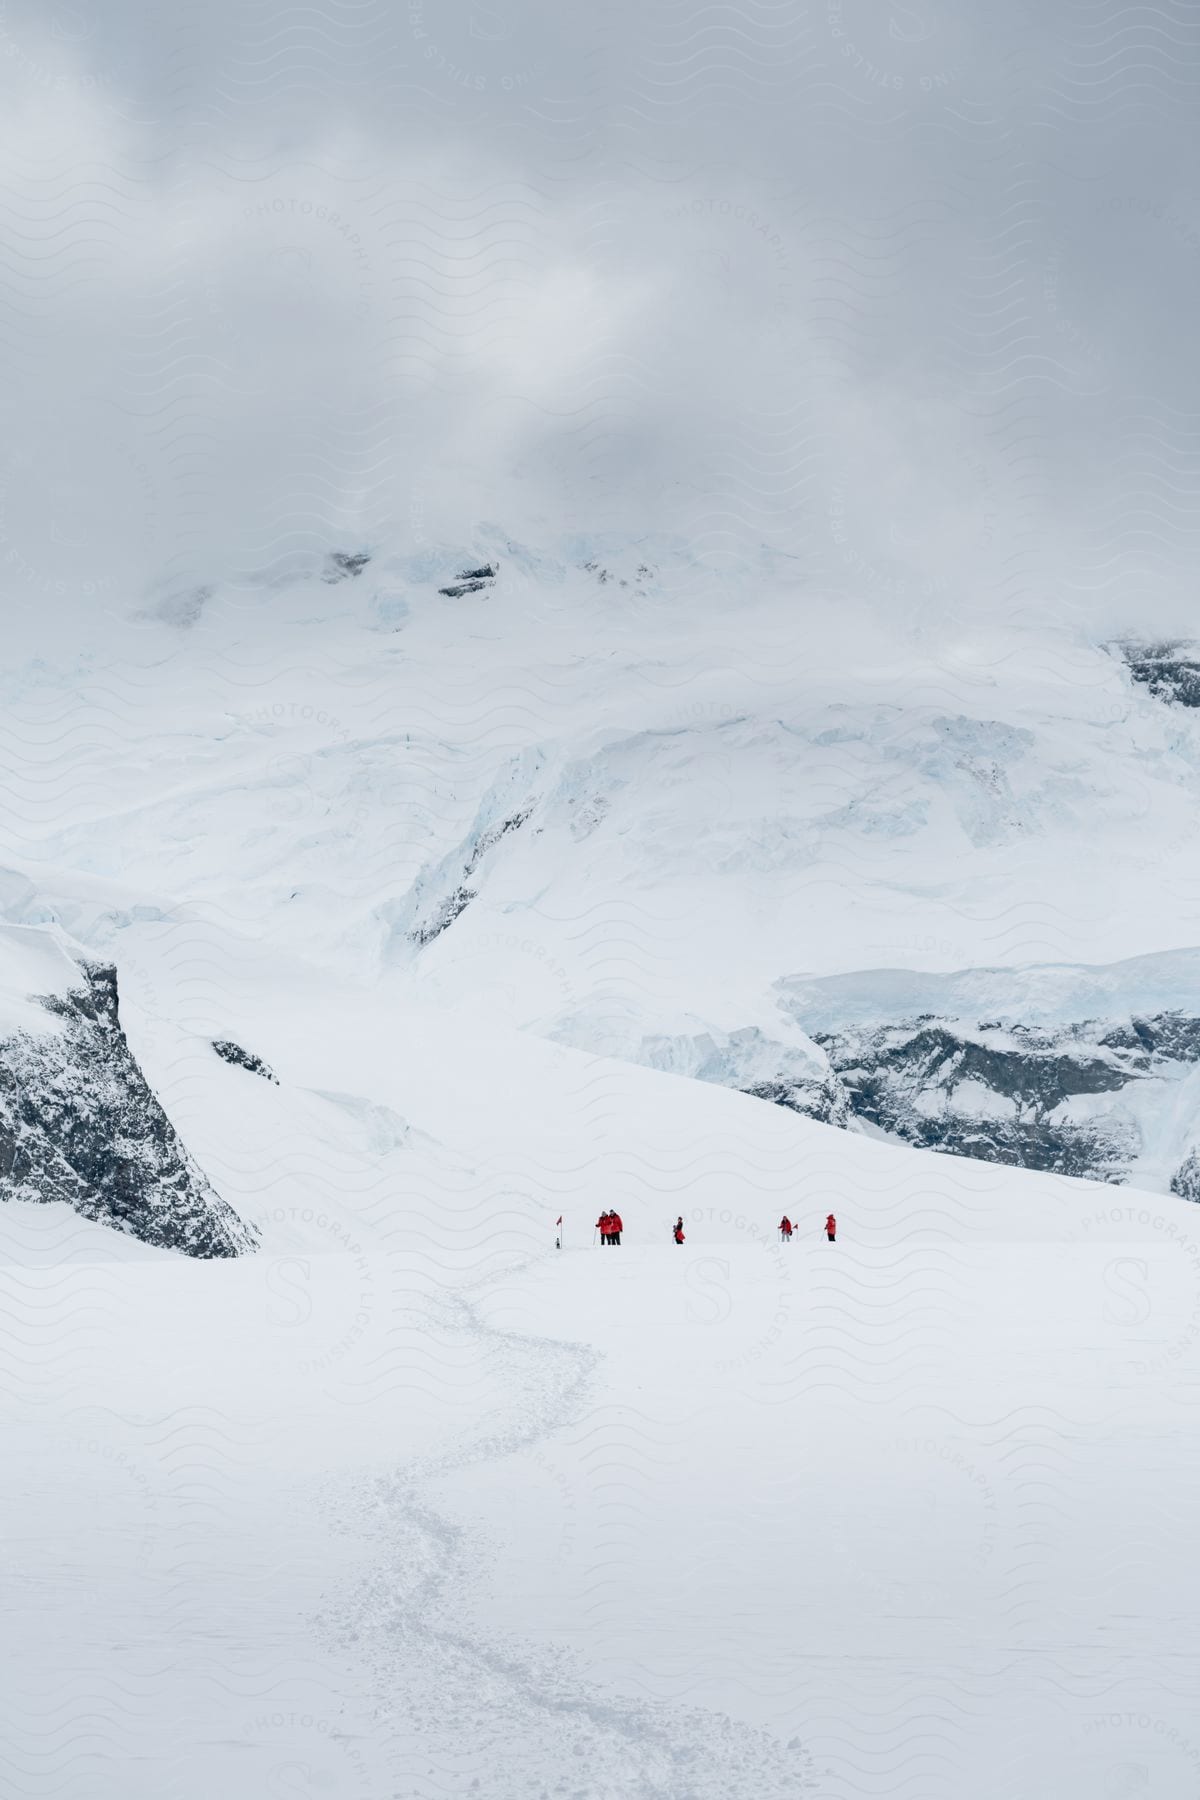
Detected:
left=1119, top=640, right=1200, bottom=708
left=0, top=927, right=255, bottom=1256
left=760, top=953, right=1200, bottom=1193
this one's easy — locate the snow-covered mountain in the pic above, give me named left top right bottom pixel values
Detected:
left=4, top=531, right=1200, bottom=1213
left=4, top=532, right=1200, bottom=1795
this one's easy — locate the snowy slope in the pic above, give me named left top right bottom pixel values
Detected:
left=3, top=943, right=1199, bottom=1798
left=1, top=539, right=1199, bottom=1792
left=0, top=534, right=1197, bottom=1195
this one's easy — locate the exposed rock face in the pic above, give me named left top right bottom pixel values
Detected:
left=212, top=1039, right=279, bottom=1084
left=1119, top=640, right=1200, bottom=707
left=760, top=957, right=1200, bottom=1195
left=1171, top=1149, right=1200, bottom=1203
left=0, top=945, right=256, bottom=1256
left=376, top=747, right=546, bottom=970
left=740, top=1075, right=850, bottom=1127
left=814, top=1019, right=1139, bottom=1180
left=408, top=805, right=533, bottom=947
left=438, top=563, right=496, bottom=598
left=408, top=802, right=528, bottom=943
left=411, top=883, right=476, bottom=947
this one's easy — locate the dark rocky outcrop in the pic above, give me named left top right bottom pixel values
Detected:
left=438, top=563, right=496, bottom=598
left=741, top=1075, right=850, bottom=1128
left=766, top=961, right=1200, bottom=1193
left=1119, top=640, right=1200, bottom=707
left=408, top=807, right=532, bottom=947
left=816, top=1020, right=1137, bottom=1179
left=1099, top=1012, right=1200, bottom=1064
left=1, top=957, right=256, bottom=1257
left=1171, top=1148, right=1200, bottom=1203
left=212, top=1039, right=279, bottom=1084
left=411, top=884, right=476, bottom=947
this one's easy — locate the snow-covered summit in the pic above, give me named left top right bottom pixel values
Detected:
left=1, top=529, right=1199, bottom=1213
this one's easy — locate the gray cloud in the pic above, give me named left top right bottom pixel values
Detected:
left=1, top=1, right=1199, bottom=638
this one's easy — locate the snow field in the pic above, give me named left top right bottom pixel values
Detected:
left=2, top=543, right=1200, bottom=1791
left=2, top=916, right=1197, bottom=1793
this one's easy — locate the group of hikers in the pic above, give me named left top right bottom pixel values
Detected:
left=594, top=1211, right=837, bottom=1245
left=779, top=1213, right=837, bottom=1243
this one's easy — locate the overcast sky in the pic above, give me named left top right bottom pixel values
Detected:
left=2, top=1, right=1199, bottom=637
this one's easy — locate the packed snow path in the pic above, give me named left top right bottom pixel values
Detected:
left=344, top=1276, right=817, bottom=1796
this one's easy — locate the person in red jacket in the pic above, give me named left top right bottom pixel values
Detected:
left=779, top=1216, right=793, bottom=1241
left=596, top=1211, right=612, bottom=1245
left=609, top=1211, right=623, bottom=1246
left=825, top=1212, right=836, bottom=1242
left=673, top=1215, right=685, bottom=1244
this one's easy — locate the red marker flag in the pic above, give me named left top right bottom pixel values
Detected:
left=555, top=1216, right=562, bottom=1225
